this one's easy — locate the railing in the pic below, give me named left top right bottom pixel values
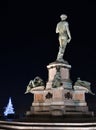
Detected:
left=0, top=120, right=96, bottom=129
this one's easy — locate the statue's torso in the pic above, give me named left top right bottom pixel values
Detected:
left=57, top=21, right=68, bottom=38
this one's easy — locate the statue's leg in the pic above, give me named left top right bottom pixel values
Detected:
left=56, top=47, right=64, bottom=62
left=60, top=39, right=64, bottom=48
left=56, top=40, right=67, bottom=62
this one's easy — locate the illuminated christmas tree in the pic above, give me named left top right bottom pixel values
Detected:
left=4, top=97, right=15, bottom=116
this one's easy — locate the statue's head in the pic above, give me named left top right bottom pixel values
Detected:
left=60, top=14, right=67, bottom=20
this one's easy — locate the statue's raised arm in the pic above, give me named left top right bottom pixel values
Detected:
left=56, top=14, right=71, bottom=62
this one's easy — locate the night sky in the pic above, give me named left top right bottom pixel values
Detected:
left=0, top=0, right=96, bottom=115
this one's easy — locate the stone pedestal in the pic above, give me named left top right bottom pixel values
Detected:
left=26, top=62, right=93, bottom=116
left=46, top=62, right=72, bottom=89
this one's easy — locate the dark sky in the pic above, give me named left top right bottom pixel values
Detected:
left=0, top=0, right=96, bottom=114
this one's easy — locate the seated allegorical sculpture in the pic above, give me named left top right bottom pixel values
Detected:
left=25, top=76, right=45, bottom=94
left=74, top=77, right=94, bottom=95
left=52, top=66, right=63, bottom=88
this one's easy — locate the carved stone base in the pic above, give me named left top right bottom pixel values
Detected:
left=26, top=62, right=93, bottom=116
left=26, top=86, right=90, bottom=116
left=46, top=62, right=72, bottom=90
